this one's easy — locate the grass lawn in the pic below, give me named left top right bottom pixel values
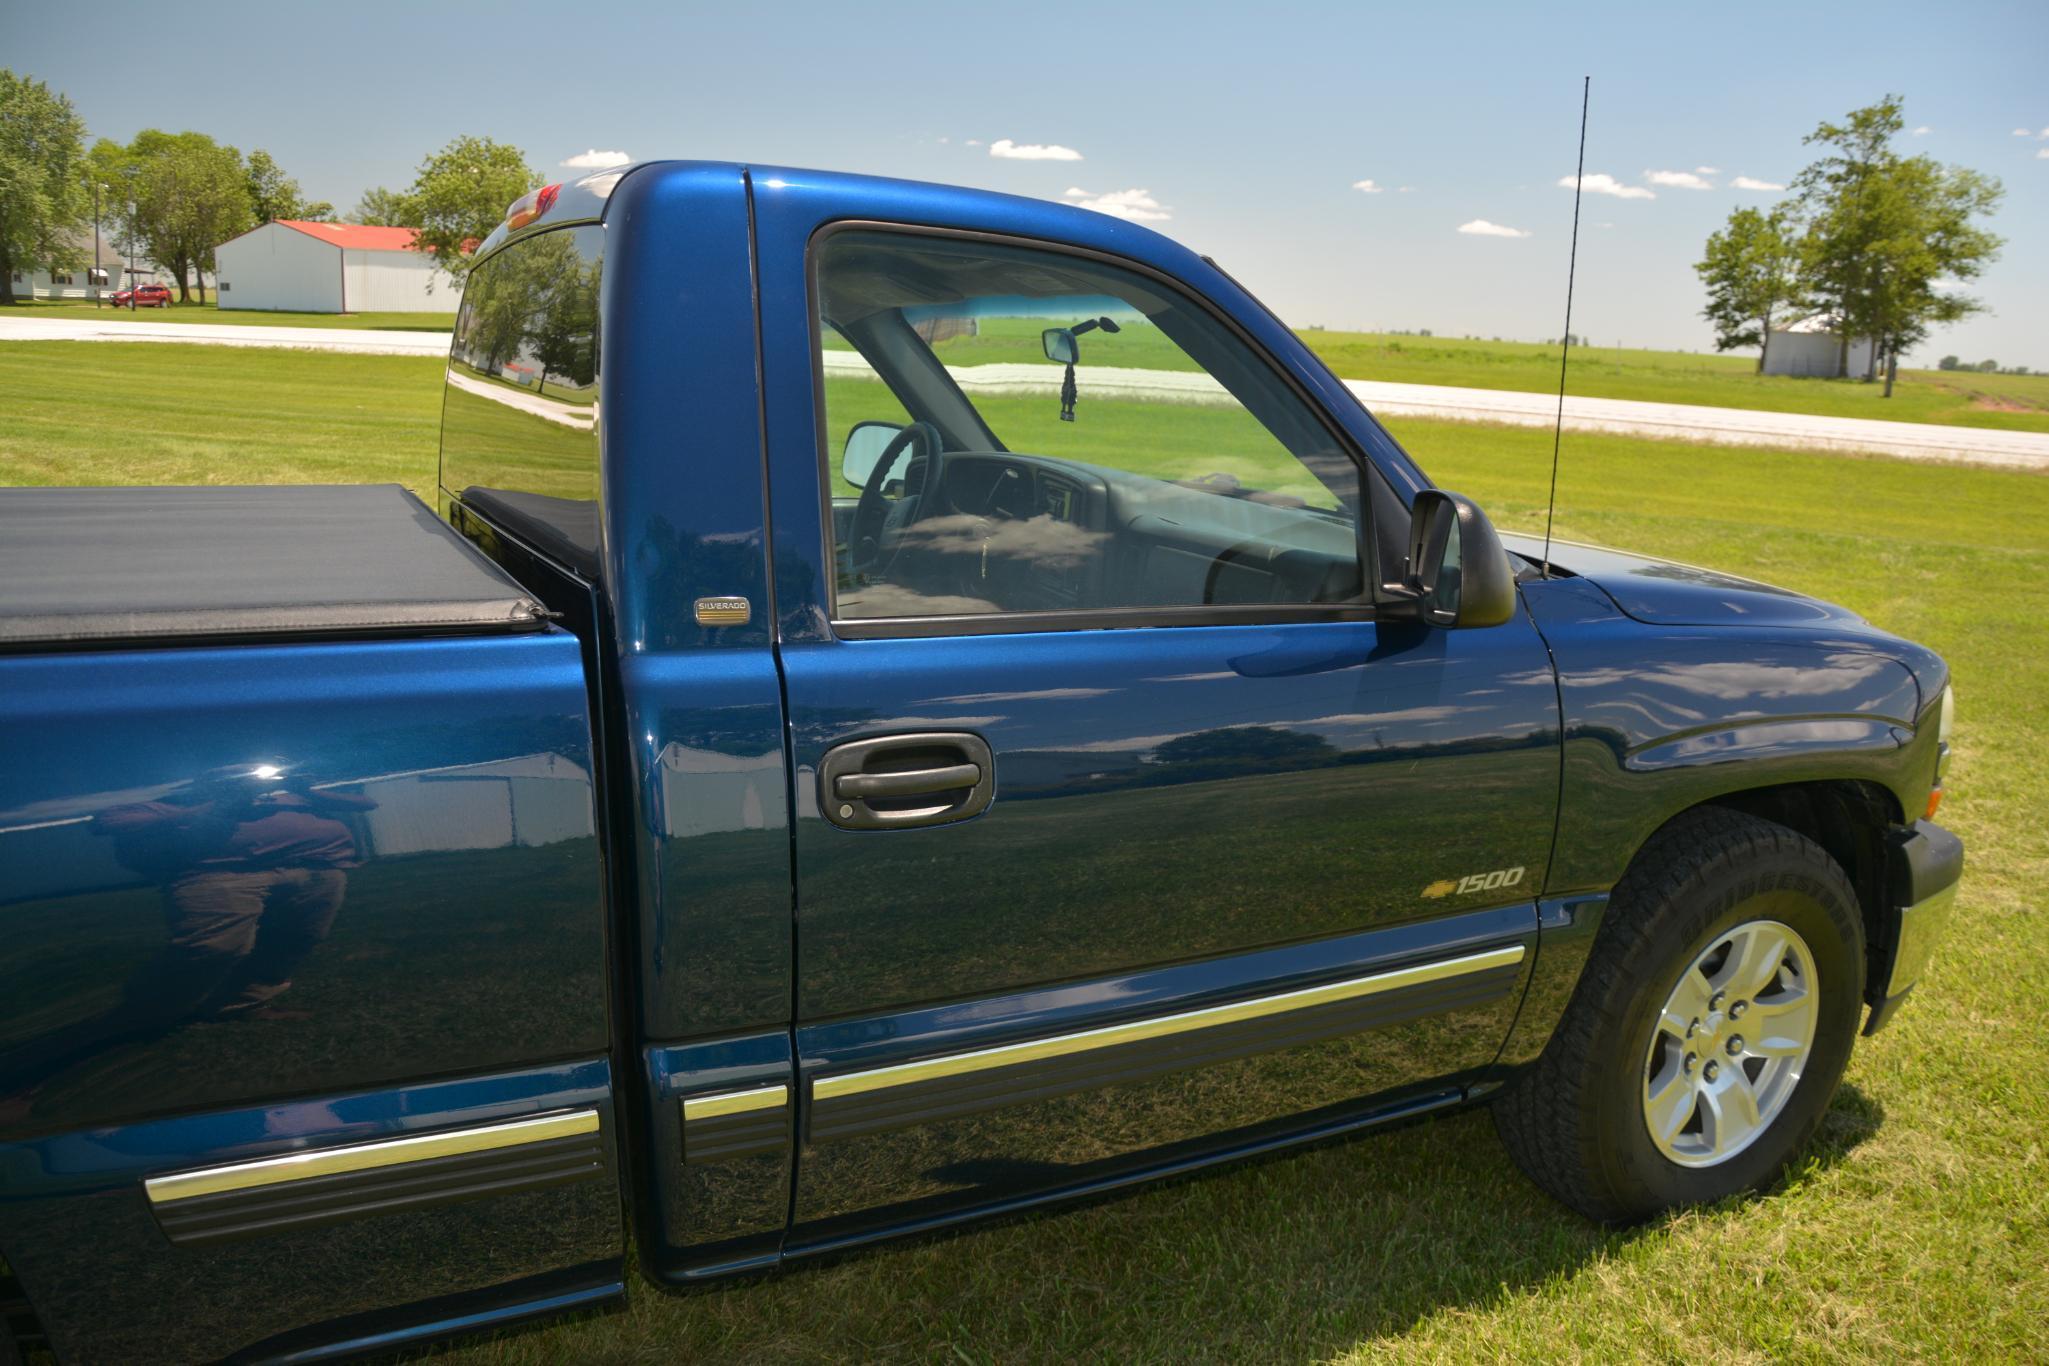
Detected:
left=2, top=341, right=2045, bottom=1359
left=0, top=342, right=441, bottom=493
left=2, top=297, right=458, bottom=332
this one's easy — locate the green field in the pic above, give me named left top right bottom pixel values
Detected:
left=1, top=340, right=2044, bottom=1360
left=2, top=297, right=458, bottom=332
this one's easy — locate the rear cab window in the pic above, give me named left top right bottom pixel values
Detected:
left=440, top=224, right=604, bottom=577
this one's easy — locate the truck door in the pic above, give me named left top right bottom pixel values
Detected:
left=751, top=173, right=1562, bottom=1248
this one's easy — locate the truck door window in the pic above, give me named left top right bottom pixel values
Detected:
left=440, top=224, right=604, bottom=577
left=813, top=230, right=1365, bottom=626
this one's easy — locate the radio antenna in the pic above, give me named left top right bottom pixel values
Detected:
left=1541, top=76, right=1590, bottom=579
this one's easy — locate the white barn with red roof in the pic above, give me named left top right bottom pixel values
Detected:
left=213, top=220, right=456, bottom=314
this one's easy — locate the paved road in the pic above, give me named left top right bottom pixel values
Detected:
left=1342, top=378, right=2049, bottom=472
left=442, top=369, right=593, bottom=429
left=0, top=314, right=448, bottom=356
left=11, top=314, right=2046, bottom=470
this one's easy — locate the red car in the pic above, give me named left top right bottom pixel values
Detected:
left=109, top=283, right=173, bottom=308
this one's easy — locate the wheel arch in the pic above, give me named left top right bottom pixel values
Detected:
left=1502, top=779, right=1900, bottom=1076
left=1675, top=780, right=1902, bottom=1008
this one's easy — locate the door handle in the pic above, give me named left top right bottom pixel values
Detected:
left=835, top=763, right=983, bottom=802
left=819, top=733, right=995, bottom=830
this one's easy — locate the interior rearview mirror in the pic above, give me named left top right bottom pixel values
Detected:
left=1042, top=328, right=1079, bottom=365
left=1385, top=489, right=1516, bottom=628
left=841, top=420, right=905, bottom=489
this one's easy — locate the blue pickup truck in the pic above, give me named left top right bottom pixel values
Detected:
left=0, top=162, right=1960, bottom=1362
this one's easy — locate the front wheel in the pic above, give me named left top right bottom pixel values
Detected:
left=1493, top=807, right=1867, bottom=1223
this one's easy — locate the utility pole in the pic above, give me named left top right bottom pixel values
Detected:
left=92, top=178, right=104, bottom=308
left=121, top=165, right=139, bottom=311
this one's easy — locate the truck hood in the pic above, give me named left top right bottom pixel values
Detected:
left=1499, top=533, right=1868, bottom=629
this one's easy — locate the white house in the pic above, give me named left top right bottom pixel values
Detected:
left=213, top=220, right=456, bottom=313
left=6, top=229, right=129, bottom=301
left=1763, top=315, right=1877, bottom=379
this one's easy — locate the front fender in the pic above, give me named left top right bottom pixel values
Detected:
left=1524, top=578, right=1940, bottom=897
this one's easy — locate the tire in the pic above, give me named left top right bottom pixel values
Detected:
left=1493, top=807, right=1866, bottom=1223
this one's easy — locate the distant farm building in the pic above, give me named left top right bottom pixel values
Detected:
left=213, top=220, right=455, bottom=313
left=1763, top=315, right=1876, bottom=379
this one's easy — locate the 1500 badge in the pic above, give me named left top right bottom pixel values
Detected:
left=1421, top=867, right=1527, bottom=899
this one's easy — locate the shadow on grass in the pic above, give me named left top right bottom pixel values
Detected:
left=413, top=1083, right=1885, bottom=1363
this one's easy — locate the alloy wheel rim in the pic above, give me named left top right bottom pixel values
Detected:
left=1642, top=916, right=1820, bottom=1168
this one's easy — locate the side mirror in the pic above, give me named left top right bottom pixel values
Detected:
left=1042, top=328, right=1079, bottom=365
left=1386, top=490, right=1516, bottom=628
left=842, top=420, right=905, bottom=489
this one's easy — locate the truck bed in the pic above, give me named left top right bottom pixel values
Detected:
left=0, top=484, right=549, bottom=647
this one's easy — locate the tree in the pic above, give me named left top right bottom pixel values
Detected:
left=350, top=185, right=413, bottom=226
left=1937, top=355, right=1959, bottom=371
left=403, top=136, right=537, bottom=285
left=245, top=149, right=290, bottom=221
left=1792, top=96, right=2003, bottom=394
left=102, top=131, right=253, bottom=303
left=1695, top=206, right=1800, bottom=372
left=244, top=148, right=325, bottom=223
left=1858, top=155, right=2001, bottom=395
left=523, top=233, right=599, bottom=395
left=1792, top=97, right=1902, bottom=381
left=0, top=70, right=90, bottom=305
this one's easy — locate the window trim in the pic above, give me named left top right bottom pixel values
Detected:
left=804, top=220, right=1390, bottom=642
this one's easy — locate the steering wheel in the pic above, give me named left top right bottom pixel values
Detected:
left=848, top=421, right=940, bottom=576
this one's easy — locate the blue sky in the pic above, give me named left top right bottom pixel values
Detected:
left=8, top=0, right=2045, bottom=364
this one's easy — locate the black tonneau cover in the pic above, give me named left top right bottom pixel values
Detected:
left=0, top=485, right=549, bottom=647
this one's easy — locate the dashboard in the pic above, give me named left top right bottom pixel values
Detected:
left=852, top=451, right=1362, bottom=617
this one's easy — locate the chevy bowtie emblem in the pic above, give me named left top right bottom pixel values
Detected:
left=1421, top=880, right=1458, bottom=899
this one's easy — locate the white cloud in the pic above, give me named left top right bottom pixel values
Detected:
left=990, top=138, right=1082, bottom=161
left=1563, top=172, right=1655, bottom=199
left=561, top=149, right=631, bottom=169
left=965, top=138, right=982, bottom=147
left=2039, top=148, right=2049, bottom=159
left=1351, top=178, right=1384, bottom=193
left=1646, top=169, right=1714, bottom=190
left=1397, top=185, right=1416, bottom=193
left=1911, top=125, right=1932, bottom=136
left=1695, top=165, right=1720, bottom=174
left=1061, top=186, right=1171, bottom=221
left=1458, top=219, right=1531, bottom=238
left=1731, top=175, right=1785, bottom=191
